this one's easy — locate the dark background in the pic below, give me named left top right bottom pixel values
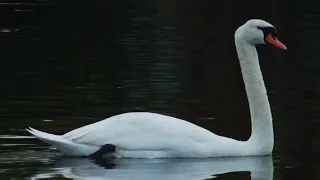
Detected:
left=0, top=0, right=319, bottom=179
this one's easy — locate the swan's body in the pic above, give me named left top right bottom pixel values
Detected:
left=28, top=113, right=252, bottom=158
left=27, top=19, right=287, bottom=158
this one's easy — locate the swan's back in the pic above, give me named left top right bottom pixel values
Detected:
left=63, top=112, right=216, bottom=146
left=28, top=112, right=249, bottom=157
left=58, top=112, right=243, bottom=157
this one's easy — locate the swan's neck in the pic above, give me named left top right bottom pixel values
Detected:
left=235, top=38, right=274, bottom=154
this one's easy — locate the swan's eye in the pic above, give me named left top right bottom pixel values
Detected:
left=257, top=27, right=279, bottom=39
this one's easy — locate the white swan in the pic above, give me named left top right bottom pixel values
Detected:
left=26, top=19, right=287, bottom=158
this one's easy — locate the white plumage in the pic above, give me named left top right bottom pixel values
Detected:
left=27, top=19, right=286, bottom=158
left=27, top=112, right=247, bottom=158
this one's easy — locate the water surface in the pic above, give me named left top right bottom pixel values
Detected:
left=0, top=0, right=319, bottom=179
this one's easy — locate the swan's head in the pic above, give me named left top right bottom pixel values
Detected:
left=235, top=19, right=287, bottom=50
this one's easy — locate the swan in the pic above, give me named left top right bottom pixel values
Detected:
left=26, top=19, right=287, bottom=158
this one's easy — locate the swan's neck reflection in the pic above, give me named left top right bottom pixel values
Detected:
left=30, top=156, right=273, bottom=180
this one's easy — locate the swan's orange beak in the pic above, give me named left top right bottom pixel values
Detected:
left=265, top=34, right=287, bottom=50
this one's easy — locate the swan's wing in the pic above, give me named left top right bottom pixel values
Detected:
left=61, top=112, right=219, bottom=151
left=26, top=127, right=99, bottom=156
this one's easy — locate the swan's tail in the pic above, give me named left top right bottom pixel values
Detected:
left=26, top=127, right=98, bottom=156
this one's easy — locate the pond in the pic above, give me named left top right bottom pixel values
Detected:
left=0, top=1, right=319, bottom=179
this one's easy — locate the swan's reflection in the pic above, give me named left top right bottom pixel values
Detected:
left=30, top=156, right=273, bottom=180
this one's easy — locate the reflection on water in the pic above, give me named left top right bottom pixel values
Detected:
left=0, top=0, right=319, bottom=180
left=29, top=156, right=273, bottom=180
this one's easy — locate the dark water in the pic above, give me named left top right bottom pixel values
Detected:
left=0, top=1, right=319, bottom=179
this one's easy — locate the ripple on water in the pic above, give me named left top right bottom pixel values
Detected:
left=0, top=150, right=59, bottom=164
left=0, top=135, right=35, bottom=139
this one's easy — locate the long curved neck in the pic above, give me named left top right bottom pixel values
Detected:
left=235, top=38, right=274, bottom=154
